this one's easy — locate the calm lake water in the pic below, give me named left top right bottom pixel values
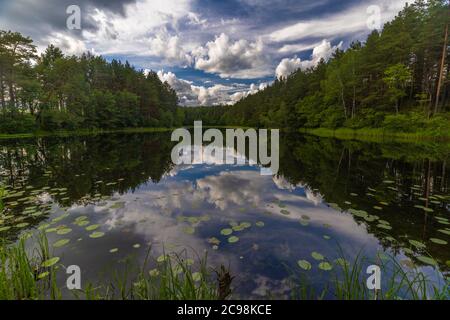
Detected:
left=0, top=132, right=449, bottom=299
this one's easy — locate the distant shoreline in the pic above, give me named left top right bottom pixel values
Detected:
left=300, top=127, right=450, bottom=143
left=1, top=126, right=450, bottom=144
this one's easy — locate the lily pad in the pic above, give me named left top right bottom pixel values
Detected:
left=183, top=226, right=195, bottom=235
left=430, top=238, right=447, bottom=245
left=56, top=227, right=72, bottom=235
left=311, top=252, right=324, bottom=261
left=228, top=236, right=239, bottom=243
left=109, top=248, right=118, bottom=253
left=416, top=256, right=437, bottom=266
left=297, top=260, right=312, bottom=270
left=318, top=262, right=333, bottom=271
left=220, top=228, right=233, bottom=236
left=409, top=239, right=426, bottom=249
left=157, top=255, right=168, bottom=263
left=438, top=229, right=450, bottom=236
left=377, top=224, right=392, bottom=230
left=86, top=224, right=100, bottom=231
left=41, top=257, right=60, bottom=268
left=149, top=269, right=160, bottom=277
left=89, top=231, right=105, bottom=239
left=192, top=272, right=202, bottom=282
left=53, top=239, right=70, bottom=248
left=255, top=221, right=265, bottom=227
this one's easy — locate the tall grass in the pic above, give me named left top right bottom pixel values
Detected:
left=0, top=232, right=448, bottom=300
left=75, top=248, right=222, bottom=300
left=289, top=249, right=449, bottom=300
left=0, top=233, right=60, bottom=299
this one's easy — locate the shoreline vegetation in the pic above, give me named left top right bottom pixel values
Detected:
left=1, top=126, right=449, bottom=145
left=0, top=232, right=448, bottom=300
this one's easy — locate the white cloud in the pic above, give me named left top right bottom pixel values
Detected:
left=193, top=33, right=270, bottom=79
left=157, top=70, right=269, bottom=106
left=275, top=40, right=342, bottom=79
left=268, top=0, right=408, bottom=43
left=44, top=32, right=87, bottom=56
left=148, top=29, right=192, bottom=65
left=81, top=0, right=194, bottom=65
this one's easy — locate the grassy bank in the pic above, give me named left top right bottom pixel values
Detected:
left=0, top=127, right=177, bottom=140
left=301, top=127, right=450, bottom=143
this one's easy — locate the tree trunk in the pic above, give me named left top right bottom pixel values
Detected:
left=435, top=16, right=449, bottom=114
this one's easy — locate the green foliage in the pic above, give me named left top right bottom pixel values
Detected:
left=205, top=1, right=450, bottom=133
left=0, top=36, right=180, bottom=133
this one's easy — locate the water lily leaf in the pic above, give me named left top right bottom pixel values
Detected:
left=250, top=221, right=263, bottom=228
left=41, top=257, right=60, bottom=268
left=430, top=238, right=447, bottom=245
left=297, top=260, right=312, bottom=270
left=377, top=224, right=392, bottom=230
left=157, top=255, right=168, bottom=263
left=53, top=239, right=70, bottom=248
left=318, top=262, right=333, bottom=271
left=280, top=209, right=290, bottom=215
left=228, top=236, right=239, bottom=243
left=334, top=258, right=349, bottom=268
left=220, top=228, right=233, bottom=236
left=323, top=235, right=331, bottom=240
left=109, top=248, right=118, bottom=253
left=15, top=222, right=29, bottom=228
left=133, top=244, right=141, bottom=249
left=409, top=240, right=426, bottom=249
left=192, top=272, right=202, bottom=282
left=37, top=272, right=50, bottom=280
left=183, top=226, right=195, bottom=235
left=301, top=215, right=310, bottom=221
left=56, top=227, right=72, bottom=235
left=89, top=231, right=105, bottom=239
left=149, top=269, right=160, bottom=277
left=241, top=222, right=251, bottom=228
left=232, top=225, right=245, bottom=232
left=438, top=229, right=450, bottom=236
left=86, top=224, right=100, bottom=231
left=0, top=226, right=11, bottom=232
left=416, top=256, right=437, bottom=266
left=311, top=252, right=324, bottom=261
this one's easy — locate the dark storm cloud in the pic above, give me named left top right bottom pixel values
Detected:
left=0, top=0, right=136, bottom=40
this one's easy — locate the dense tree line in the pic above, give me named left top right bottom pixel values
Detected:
left=0, top=32, right=181, bottom=133
left=193, top=1, right=450, bottom=133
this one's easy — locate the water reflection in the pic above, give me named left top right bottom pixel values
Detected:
left=0, top=133, right=449, bottom=298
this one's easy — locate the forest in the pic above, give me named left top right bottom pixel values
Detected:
left=0, top=0, right=449, bottom=136
left=184, top=0, right=450, bottom=135
left=0, top=34, right=182, bottom=133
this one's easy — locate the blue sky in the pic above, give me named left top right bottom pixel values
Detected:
left=0, top=0, right=409, bottom=105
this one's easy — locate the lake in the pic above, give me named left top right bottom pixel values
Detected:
left=0, top=132, right=449, bottom=299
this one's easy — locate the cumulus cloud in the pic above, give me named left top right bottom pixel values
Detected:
left=275, top=40, right=342, bottom=79
left=193, top=33, right=270, bottom=79
left=44, top=32, right=88, bottom=56
left=157, top=70, right=268, bottom=106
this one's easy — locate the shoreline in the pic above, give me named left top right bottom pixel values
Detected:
left=300, top=127, right=450, bottom=144
left=1, top=126, right=450, bottom=144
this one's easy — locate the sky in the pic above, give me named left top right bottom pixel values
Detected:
left=0, top=0, right=409, bottom=106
